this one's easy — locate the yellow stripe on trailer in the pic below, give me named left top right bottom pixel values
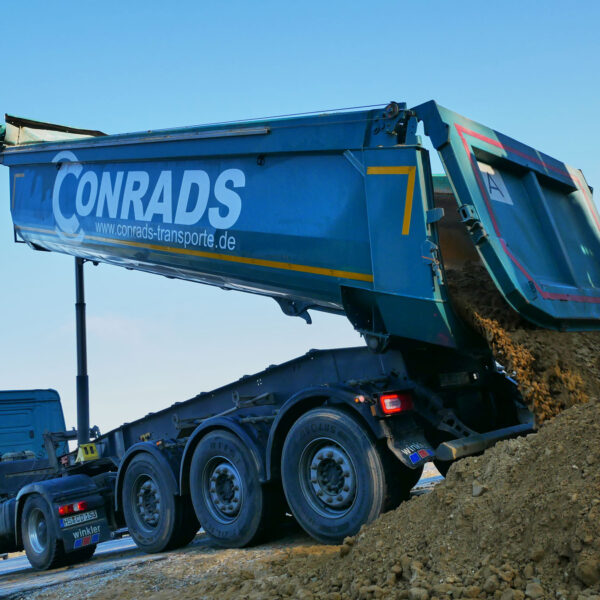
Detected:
left=366, top=166, right=416, bottom=235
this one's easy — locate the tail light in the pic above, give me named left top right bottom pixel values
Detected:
left=379, top=392, right=413, bottom=415
left=58, top=501, right=89, bottom=516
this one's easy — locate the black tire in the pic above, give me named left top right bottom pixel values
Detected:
left=122, top=454, right=198, bottom=553
left=189, top=431, right=270, bottom=547
left=64, top=544, right=96, bottom=566
left=281, top=408, right=386, bottom=544
left=171, top=497, right=200, bottom=548
left=21, top=494, right=65, bottom=570
left=382, top=451, right=423, bottom=511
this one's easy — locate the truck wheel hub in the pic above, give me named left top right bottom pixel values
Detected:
left=305, top=442, right=356, bottom=512
left=206, top=459, right=242, bottom=520
left=27, top=509, right=48, bottom=555
left=135, top=478, right=161, bottom=527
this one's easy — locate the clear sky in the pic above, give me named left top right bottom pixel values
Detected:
left=1, top=0, right=599, bottom=433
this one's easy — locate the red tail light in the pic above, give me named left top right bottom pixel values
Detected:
left=58, top=501, right=89, bottom=515
left=379, top=392, right=413, bottom=414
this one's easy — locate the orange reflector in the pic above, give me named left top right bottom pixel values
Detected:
left=379, top=392, right=413, bottom=414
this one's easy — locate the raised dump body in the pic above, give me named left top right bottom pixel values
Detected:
left=2, top=103, right=600, bottom=348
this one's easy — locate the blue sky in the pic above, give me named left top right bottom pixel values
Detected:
left=1, top=0, right=599, bottom=432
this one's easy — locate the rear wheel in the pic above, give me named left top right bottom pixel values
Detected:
left=21, top=495, right=65, bottom=570
left=281, top=408, right=386, bottom=544
left=189, top=431, right=271, bottom=547
left=170, top=498, right=200, bottom=548
left=122, top=454, right=198, bottom=553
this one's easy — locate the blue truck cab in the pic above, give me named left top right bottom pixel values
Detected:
left=0, top=390, right=68, bottom=460
left=0, top=390, right=71, bottom=556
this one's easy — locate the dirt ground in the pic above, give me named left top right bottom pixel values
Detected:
left=5, top=534, right=332, bottom=600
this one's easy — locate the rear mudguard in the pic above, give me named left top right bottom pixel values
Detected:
left=179, top=416, right=265, bottom=493
left=14, top=474, right=110, bottom=551
left=114, top=442, right=180, bottom=513
left=382, top=416, right=435, bottom=469
left=265, top=386, right=389, bottom=480
left=265, top=387, right=434, bottom=478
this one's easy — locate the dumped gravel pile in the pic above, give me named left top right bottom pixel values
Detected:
left=447, top=265, right=600, bottom=423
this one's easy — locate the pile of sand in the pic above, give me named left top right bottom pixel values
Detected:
left=447, top=265, right=600, bottom=423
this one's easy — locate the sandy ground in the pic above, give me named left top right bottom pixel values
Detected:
left=3, top=529, right=329, bottom=600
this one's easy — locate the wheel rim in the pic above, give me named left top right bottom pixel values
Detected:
left=299, top=437, right=357, bottom=518
left=27, top=508, right=48, bottom=555
left=132, top=474, right=162, bottom=531
left=202, top=457, right=243, bottom=524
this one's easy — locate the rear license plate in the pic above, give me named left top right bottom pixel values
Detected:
left=59, top=510, right=98, bottom=528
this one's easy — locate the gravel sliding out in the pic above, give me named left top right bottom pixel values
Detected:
left=447, top=265, right=600, bottom=424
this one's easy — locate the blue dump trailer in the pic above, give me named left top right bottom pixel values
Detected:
left=0, top=101, right=599, bottom=569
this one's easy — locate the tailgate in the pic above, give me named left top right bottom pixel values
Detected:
left=415, top=100, right=600, bottom=330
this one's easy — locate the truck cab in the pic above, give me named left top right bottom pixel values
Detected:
left=0, top=390, right=69, bottom=556
left=0, top=390, right=68, bottom=461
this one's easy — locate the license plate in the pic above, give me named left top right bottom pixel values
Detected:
left=60, top=510, right=98, bottom=528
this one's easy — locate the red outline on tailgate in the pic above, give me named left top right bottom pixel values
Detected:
left=455, top=123, right=600, bottom=304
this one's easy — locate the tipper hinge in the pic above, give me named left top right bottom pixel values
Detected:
left=459, top=204, right=478, bottom=224
left=459, top=204, right=488, bottom=245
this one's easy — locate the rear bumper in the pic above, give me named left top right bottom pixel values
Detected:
left=435, top=422, right=535, bottom=462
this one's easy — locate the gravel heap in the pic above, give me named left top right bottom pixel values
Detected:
left=447, top=265, right=600, bottom=424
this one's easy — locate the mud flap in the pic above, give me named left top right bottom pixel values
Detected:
left=58, top=505, right=111, bottom=552
left=386, top=431, right=435, bottom=469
